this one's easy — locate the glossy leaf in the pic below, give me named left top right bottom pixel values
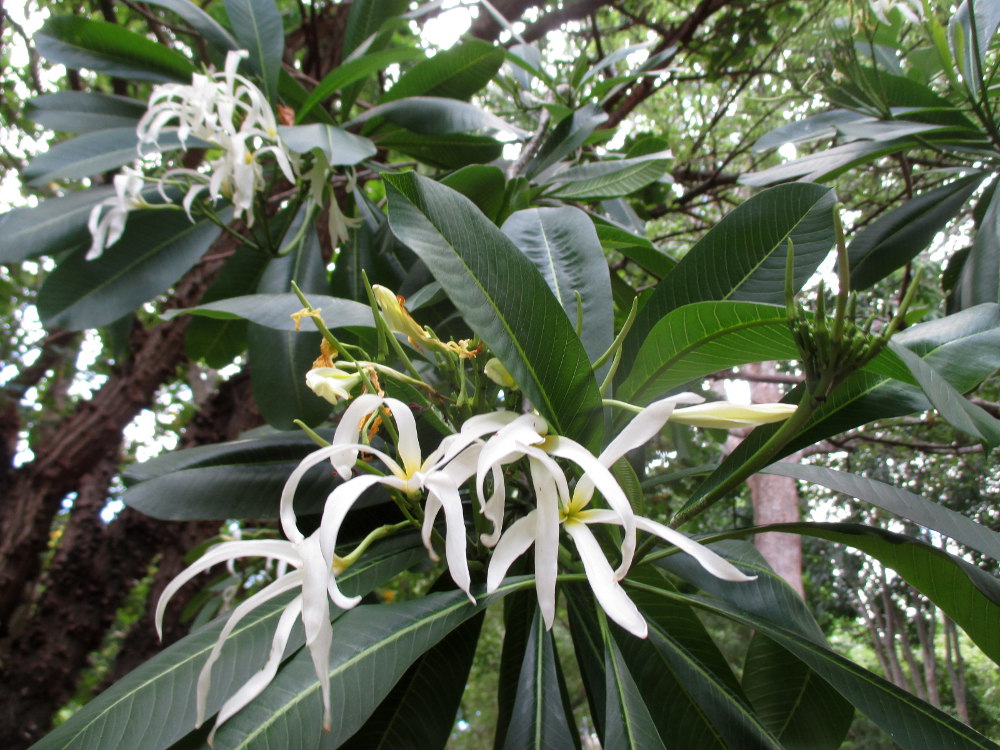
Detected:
left=339, top=611, right=484, bottom=750
left=955, top=168, right=1000, bottom=307
left=166, top=293, right=374, bottom=332
left=618, top=302, right=797, bottom=405
left=762, top=463, right=1000, bottom=560
left=527, top=104, right=607, bottom=180
left=601, top=628, right=667, bottom=750
left=348, top=96, right=525, bottom=136
left=385, top=171, right=604, bottom=448
left=498, top=607, right=580, bottom=750
left=377, top=131, right=504, bottom=169
left=210, top=586, right=518, bottom=750
left=141, top=0, right=239, bottom=54
left=329, top=193, right=411, bottom=301
left=35, top=15, right=196, bottom=82
left=501, top=206, right=614, bottom=364
left=122, top=428, right=348, bottom=520
left=544, top=152, right=672, bottom=200
left=30, top=538, right=426, bottom=750
left=383, top=39, right=504, bottom=102
left=753, top=109, right=873, bottom=151
left=26, top=91, right=146, bottom=133
left=623, top=183, right=836, bottom=366
left=848, top=173, right=985, bottom=289
left=889, top=339, right=1000, bottom=447
left=742, top=634, right=854, bottom=750
left=296, top=47, right=424, bottom=122
left=653, top=541, right=1000, bottom=749
left=441, top=165, right=507, bottom=221
left=24, top=128, right=181, bottom=186
left=37, top=210, right=221, bottom=330
left=249, top=216, right=330, bottom=430
left=224, top=0, right=283, bottom=103
left=0, top=187, right=113, bottom=264
left=278, top=124, right=376, bottom=165
left=594, top=223, right=674, bottom=278
left=950, top=0, right=1000, bottom=95
left=741, top=140, right=917, bottom=187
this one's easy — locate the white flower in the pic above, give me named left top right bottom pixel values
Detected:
left=480, top=394, right=759, bottom=636
left=280, top=394, right=483, bottom=603
left=668, top=401, right=798, bottom=428
left=155, top=531, right=340, bottom=740
left=86, top=166, right=149, bottom=259
left=306, top=366, right=363, bottom=404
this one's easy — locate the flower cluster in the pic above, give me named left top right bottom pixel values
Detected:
left=87, top=50, right=296, bottom=258
left=158, top=379, right=794, bottom=738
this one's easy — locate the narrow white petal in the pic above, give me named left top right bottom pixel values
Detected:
left=486, top=512, right=537, bottom=591
left=421, top=493, right=442, bottom=561
left=279, top=443, right=359, bottom=542
left=563, top=520, right=647, bottom=637
left=331, top=393, right=386, bottom=477
left=529, top=457, right=561, bottom=630
left=208, top=595, right=303, bottom=744
left=426, top=472, right=474, bottom=602
left=598, top=393, right=703, bottom=467
left=383, top=397, right=421, bottom=476
left=196, top=570, right=303, bottom=727
left=669, top=401, right=797, bottom=428
left=634, top=516, right=755, bottom=582
left=298, top=534, right=335, bottom=730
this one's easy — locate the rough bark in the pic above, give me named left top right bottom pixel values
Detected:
left=744, top=362, right=803, bottom=597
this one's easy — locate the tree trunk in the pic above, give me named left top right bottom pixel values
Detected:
left=944, top=616, right=970, bottom=723
left=744, top=362, right=803, bottom=597
left=915, top=603, right=941, bottom=707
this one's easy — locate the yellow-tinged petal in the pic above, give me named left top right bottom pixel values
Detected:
left=669, top=401, right=797, bottom=429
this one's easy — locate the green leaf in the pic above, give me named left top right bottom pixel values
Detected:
left=141, top=0, right=239, bottom=54
left=166, top=293, right=374, bottom=332
left=950, top=0, right=1000, bottom=95
left=544, top=152, right=672, bottom=200
left=24, top=128, right=182, bottom=186
left=249, top=216, right=331, bottom=430
left=384, top=171, right=603, bottom=448
left=753, top=109, right=873, bottom=151
left=527, top=104, right=607, bottom=180
left=501, top=207, right=614, bottom=365
left=651, top=540, right=1000, bottom=749
left=619, top=302, right=797, bottom=405
left=35, top=15, right=196, bottom=82
left=329, top=193, right=411, bottom=301
left=295, top=47, right=424, bottom=122
left=848, top=173, right=986, bottom=289
left=224, top=0, right=283, bottom=103
left=37, top=210, right=221, bottom=330
left=377, top=131, right=503, bottom=169
left=349, top=96, right=525, bottom=136
left=499, top=607, right=581, bottom=750
left=183, top=245, right=272, bottom=367
left=29, top=538, right=425, bottom=750
left=731, top=522, right=1000, bottom=664
left=762, top=463, right=1000, bottom=560
left=278, top=124, right=376, bottom=165
left=601, top=627, right=667, bottom=750
left=340, top=611, right=484, bottom=749
left=742, top=634, right=854, bottom=750
left=594, top=223, right=674, bottom=278
left=26, top=91, right=146, bottom=133
left=0, top=187, right=113, bottom=264
left=955, top=168, right=1000, bottom=307
left=740, top=140, right=918, bottom=187
left=123, top=429, right=350, bottom=520
left=341, top=0, right=409, bottom=60
left=889, top=339, right=1000, bottom=446
left=210, top=586, right=517, bottom=749
left=441, top=165, right=507, bottom=222
left=383, top=39, right=504, bottom=102
left=623, top=184, right=836, bottom=367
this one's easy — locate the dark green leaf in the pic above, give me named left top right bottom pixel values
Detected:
left=601, top=626, right=666, bottom=750
left=29, top=538, right=425, bottom=750
left=950, top=0, right=1000, bottom=96
left=378, top=131, right=504, bottom=169
left=24, top=128, right=182, bottom=186
left=340, top=611, right=484, bottom=749
left=349, top=96, right=524, bottom=136
left=499, top=607, right=580, bottom=750
left=753, top=109, right=873, bottom=151
left=224, top=0, right=283, bottom=103
left=742, top=634, right=854, bottom=750
left=26, top=91, right=146, bottom=133
left=35, top=15, right=196, bottom=82
left=848, top=173, right=985, bottom=289
left=740, top=140, right=916, bottom=187
left=166, top=293, right=374, bottom=332
left=594, top=223, right=674, bottom=278
left=527, top=104, right=607, bottom=180
left=329, top=193, right=411, bottom=301
left=955, top=168, right=1000, bottom=307
left=278, top=123, right=376, bottom=165
left=37, top=210, right=221, bottom=330
left=141, top=0, right=239, bottom=54
left=623, top=183, right=836, bottom=367
left=383, top=39, right=504, bottom=102
left=385, top=172, right=603, bottom=448
left=441, top=165, right=507, bottom=221
left=0, top=187, right=112, bottom=264
left=501, top=207, right=614, bottom=365
left=763, top=462, right=1000, bottom=560
left=544, top=152, right=671, bottom=200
